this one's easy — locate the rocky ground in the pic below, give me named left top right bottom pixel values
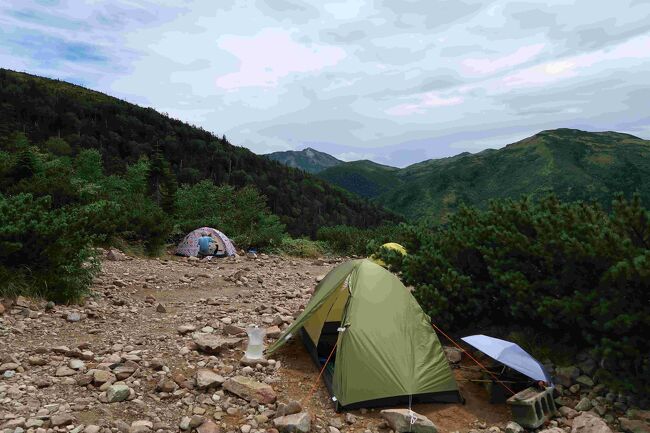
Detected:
left=1, top=251, right=648, bottom=433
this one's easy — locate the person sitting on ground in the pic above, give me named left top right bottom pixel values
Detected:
left=197, top=232, right=215, bottom=257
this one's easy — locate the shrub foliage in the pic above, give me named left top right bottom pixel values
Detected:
left=377, top=195, right=650, bottom=391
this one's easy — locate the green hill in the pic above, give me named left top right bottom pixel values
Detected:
left=265, top=147, right=342, bottom=173
left=0, top=68, right=399, bottom=236
left=317, top=160, right=402, bottom=199
left=378, top=129, right=650, bottom=220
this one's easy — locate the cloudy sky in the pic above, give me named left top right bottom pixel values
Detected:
left=1, top=0, right=649, bottom=166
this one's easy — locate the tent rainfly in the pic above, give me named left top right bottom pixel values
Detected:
left=267, top=259, right=462, bottom=411
left=175, top=227, right=237, bottom=257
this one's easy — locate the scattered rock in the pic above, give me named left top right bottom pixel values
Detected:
left=572, top=412, right=613, bottom=433
left=106, top=384, right=131, bottom=403
left=575, top=397, right=593, bottom=411
left=196, top=420, right=221, bottom=433
left=130, top=420, right=153, bottom=433
left=156, top=377, right=179, bottom=393
left=505, top=421, right=524, bottom=433
left=380, top=409, right=438, bottom=433
left=155, top=303, right=167, bottom=313
left=277, top=400, right=303, bottom=417
left=273, top=412, right=311, bottom=433
left=619, top=418, right=650, bottom=433
left=443, top=346, right=462, bottom=364
left=50, top=414, right=76, bottom=427
left=193, top=333, right=242, bottom=354
left=195, top=369, right=225, bottom=389
left=223, top=375, right=277, bottom=404
left=67, top=311, right=82, bottom=322
left=177, top=324, right=196, bottom=335
left=55, top=366, right=77, bottom=376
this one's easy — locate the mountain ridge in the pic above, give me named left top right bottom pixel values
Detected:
left=0, top=68, right=400, bottom=236
left=265, top=147, right=343, bottom=173
left=266, top=128, right=650, bottom=220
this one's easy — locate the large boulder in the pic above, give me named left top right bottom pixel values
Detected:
left=273, top=412, right=311, bottom=433
left=193, top=334, right=242, bottom=354
left=572, top=412, right=613, bottom=433
left=223, top=376, right=276, bottom=404
left=380, top=409, right=438, bottom=433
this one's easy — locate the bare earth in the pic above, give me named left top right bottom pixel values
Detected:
left=0, top=252, right=510, bottom=433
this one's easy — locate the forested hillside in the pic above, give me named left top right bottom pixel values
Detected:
left=378, top=129, right=650, bottom=220
left=318, top=160, right=401, bottom=199
left=0, top=69, right=399, bottom=236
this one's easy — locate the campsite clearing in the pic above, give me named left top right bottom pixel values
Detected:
left=1, top=252, right=512, bottom=433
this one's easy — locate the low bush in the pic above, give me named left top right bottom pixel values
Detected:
left=272, top=237, right=328, bottom=258
left=377, top=194, right=650, bottom=393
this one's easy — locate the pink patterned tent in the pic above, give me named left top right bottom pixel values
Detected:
left=175, top=227, right=237, bottom=257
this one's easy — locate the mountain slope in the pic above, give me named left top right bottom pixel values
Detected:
left=378, top=128, right=650, bottom=220
left=0, top=69, right=400, bottom=236
left=265, top=148, right=342, bottom=173
left=318, top=160, right=402, bottom=199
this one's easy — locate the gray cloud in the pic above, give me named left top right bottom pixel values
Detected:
left=0, top=0, right=648, bottom=167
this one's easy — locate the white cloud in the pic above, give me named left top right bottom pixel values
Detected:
left=1, top=0, right=648, bottom=166
left=215, top=29, right=346, bottom=90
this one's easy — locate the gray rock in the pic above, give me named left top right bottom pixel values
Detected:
left=55, top=366, right=77, bottom=377
left=193, top=334, right=242, bottom=354
left=575, top=397, right=593, bottom=411
left=380, top=409, right=438, bottom=433
left=50, top=414, right=76, bottom=427
left=571, top=412, right=613, bottom=433
left=223, top=376, right=276, bottom=404
left=106, top=384, right=131, bottom=403
left=443, top=347, right=462, bottom=364
left=155, top=377, right=178, bottom=393
left=555, top=366, right=581, bottom=387
left=576, top=375, right=594, bottom=387
left=196, top=420, right=221, bottom=433
left=505, top=422, right=523, bottom=433
left=195, top=369, right=225, bottom=389
left=67, top=312, right=81, bottom=322
left=273, top=412, right=311, bottom=433
left=619, top=418, right=650, bottom=433
left=129, top=420, right=153, bottom=433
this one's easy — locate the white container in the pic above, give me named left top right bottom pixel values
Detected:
left=245, top=326, right=266, bottom=359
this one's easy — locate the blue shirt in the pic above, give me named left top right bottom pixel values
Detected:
left=198, top=236, right=213, bottom=254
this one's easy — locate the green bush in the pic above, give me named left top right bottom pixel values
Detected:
left=378, top=195, right=650, bottom=392
left=317, top=224, right=408, bottom=256
left=0, top=193, right=99, bottom=302
left=175, top=181, right=285, bottom=249
left=272, top=237, right=328, bottom=258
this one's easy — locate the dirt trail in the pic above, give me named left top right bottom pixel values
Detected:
left=0, top=252, right=510, bottom=433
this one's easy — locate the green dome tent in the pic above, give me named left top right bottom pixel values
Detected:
left=267, top=259, right=461, bottom=411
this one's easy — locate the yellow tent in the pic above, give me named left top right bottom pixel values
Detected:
left=369, top=242, right=407, bottom=267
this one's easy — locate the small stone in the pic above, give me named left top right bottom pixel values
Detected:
left=576, top=375, right=594, bottom=387
left=196, top=420, right=221, bottom=433
left=505, top=422, right=523, bottom=433
left=273, top=412, right=311, bottom=433
left=344, top=413, right=357, bottom=425
left=67, top=312, right=82, bottom=322
left=84, top=425, right=101, bottom=433
left=575, top=397, right=593, bottom=411
left=69, top=359, right=86, bottom=370
left=130, top=420, right=153, bottom=433
left=443, top=347, right=462, bottom=364
left=177, top=324, right=196, bottom=335
left=223, top=376, right=276, bottom=404
left=195, top=369, right=225, bottom=389
left=50, top=414, right=76, bottom=427
left=241, top=425, right=251, bottom=433
left=55, top=366, right=77, bottom=377
left=380, top=409, right=438, bottom=433
left=156, top=377, right=178, bottom=393
left=571, top=412, right=613, bottom=433
left=155, top=303, right=166, bottom=313
left=189, top=416, right=205, bottom=429
left=106, top=384, right=131, bottom=403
